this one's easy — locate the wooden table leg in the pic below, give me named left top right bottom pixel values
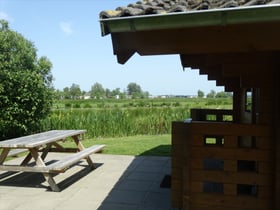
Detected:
left=20, top=152, right=33, bottom=166
left=40, top=144, right=52, bottom=161
left=43, top=174, right=61, bottom=192
left=29, top=148, right=60, bottom=192
left=0, top=148, right=10, bottom=164
left=72, top=135, right=95, bottom=169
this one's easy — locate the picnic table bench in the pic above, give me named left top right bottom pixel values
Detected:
left=0, top=130, right=105, bottom=191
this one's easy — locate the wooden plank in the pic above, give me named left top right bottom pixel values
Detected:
left=189, top=158, right=272, bottom=173
left=224, top=183, right=237, bottom=196
left=48, top=148, right=78, bottom=153
left=0, top=165, right=50, bottom=173
left=181, top=52, right=278, bottom=69
left=190, top=181, right=203, bottom=193
left=172, top=191, right=183, bottom=209
left=189, top=122, right=271, bottom=137
left=256, top=137, right=273, bottom=150
left=114, top=22, right=280, bottom=56
left=0, top=145, right=105, bottom=174
left=258, top=185, right=274, bottom=199
left=189, top=192, right=272, bottom=209
left=224, top=160, right=237, bottom=172
left=190, top=169, right=273, bottom=186
left=189, top=134, right=204, bottom=146
left=191, top=147, right=272, bottom=161
left=7, top=149, right=28, bottom=157
left=190, top=134, right=241, bottom=148
left=171, top=167, right=183, bottom=180
left=0, top=130, right=86, bottom=148
left=223, top=136, right=238, bottom=148
left=172, top=146, right=184, bottom=158
left=189, top=206, right=254, bottom=210
left=190, top=182, right=237, bottom=195
left=258, top=161, right=274, bottom=174
left=173, top=122, right=271, bottom=144
left=190, top=181, right=271, bottom=197
left=48, top=145, right=105, bottom=173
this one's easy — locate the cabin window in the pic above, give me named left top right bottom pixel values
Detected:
left=206, top=114, right=216, bottom=121
left=204, top=136, right=224, bottom=146
left=237, top=184, right=258, bottom=196
left=223, top=114, right=233, bottom=122
left=245, top=88, right=252, bottom=112
left=203, top=182, right=224, bottom=193
left=238, top=136, right=256, bottom=148
left=237, top=160, right=258, bottom=172
left=204, top=158, right=224, bottom=170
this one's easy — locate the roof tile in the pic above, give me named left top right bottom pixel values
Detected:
left=100, top=0, right=280, bottom=19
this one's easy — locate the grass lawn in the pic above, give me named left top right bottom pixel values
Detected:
left=74, top=134, right=172, bottom=156
left=4, top=134, right=171, bottom=161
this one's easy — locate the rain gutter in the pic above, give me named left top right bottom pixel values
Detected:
left=100, top=4, right=280, bottom=36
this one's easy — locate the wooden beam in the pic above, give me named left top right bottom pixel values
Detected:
left=180, top=52, right=280, bottom=91
left=112, top=22, right=280, bottom=60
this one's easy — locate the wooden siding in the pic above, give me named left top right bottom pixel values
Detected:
left=172, top=121, right=274, bottom=210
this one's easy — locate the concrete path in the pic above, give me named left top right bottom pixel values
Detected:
left=0, top=154, right=179, bottom=210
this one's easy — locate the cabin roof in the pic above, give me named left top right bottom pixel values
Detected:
left=99, top=0, right=280, bottom=92
left=99, top=0, right=280, bottom=38
left=100, top=0, right=280, bottom=19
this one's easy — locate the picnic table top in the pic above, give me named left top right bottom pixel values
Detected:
left=0, top=130, right=86, bottom=148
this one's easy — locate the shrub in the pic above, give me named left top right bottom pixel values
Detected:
left=65, top=103, right=72, bottom=109
left=0, top=20, right=53, bottom=140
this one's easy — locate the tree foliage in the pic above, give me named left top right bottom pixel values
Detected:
left=90, top=82, right=105, bottom=99
left=197, top=89, right=204, bottom=98
left=127, top=82, right=148, bottom=99
left=127, top=82, right=142, bottom=95
left=0, top=20, right=54, bottom=140
left=206, top=90, right=216, bottom=98
left=69, top=83, right=81, bottom=99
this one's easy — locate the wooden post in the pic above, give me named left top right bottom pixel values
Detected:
left=273, top=64, right=280, bottom=210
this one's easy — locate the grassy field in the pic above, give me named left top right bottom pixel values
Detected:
left=62, top=134, right=171, bottom=156
left=39, top=97, right=232, bottom=156
left=53, top=97, right=232, bottom=110
left=40, top=97, right=232, bottom=138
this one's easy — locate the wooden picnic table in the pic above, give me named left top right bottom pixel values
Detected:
left=0, top=130, right=105, bottom=191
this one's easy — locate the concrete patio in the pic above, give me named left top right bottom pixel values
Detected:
left=0, top=153, right=178, bottom=210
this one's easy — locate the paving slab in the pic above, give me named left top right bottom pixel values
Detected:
left=0, top=154, right=179, bottom=210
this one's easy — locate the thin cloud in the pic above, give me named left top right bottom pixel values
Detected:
left=0, top=11, right=14, bottom=22
left=59, top=21, right=73, bottom=35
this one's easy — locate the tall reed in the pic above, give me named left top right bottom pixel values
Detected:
left=40, top=107, right=189, bottom=138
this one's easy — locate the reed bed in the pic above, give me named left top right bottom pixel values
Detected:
left=40, top=107, right=189, bottom=138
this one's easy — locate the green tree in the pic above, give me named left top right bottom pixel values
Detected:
left=216, top=91, right=229, bottom=98
left=69, top=83, right=81, bottom=99
left=206, top=90, right=216, bottom=98
left=111, top=88, right=126, bottom=99
left=54, top=89, right=64, bottom=100
left=0, top=20, right=54, bottom=140
left=105, top=88, right=112, bottom=98
left=90, top=82, right=105, bottom=99
left=111, top=88, right=121, bottom=97
left=127, top=82, right=142, bottom=98
left=197, top=89, right=204, bottom=98
left=63, top=87, right=71, bottom=99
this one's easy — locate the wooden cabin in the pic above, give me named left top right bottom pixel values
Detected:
left=99, top=0, right=280, bottom=209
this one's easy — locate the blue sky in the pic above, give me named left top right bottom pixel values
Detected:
left=0, top=0, right=224, bottom=96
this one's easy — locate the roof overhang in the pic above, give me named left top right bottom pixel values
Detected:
left=100, top=4, right=280, bottom=64
left=100, top=4, right=280, bottom=36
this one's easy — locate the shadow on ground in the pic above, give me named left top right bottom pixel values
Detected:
left=96, top=145, right=177, bottom=210
left=0, top=161, right=103, bottom=191
left=140, top=145, right=171, bottom=156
